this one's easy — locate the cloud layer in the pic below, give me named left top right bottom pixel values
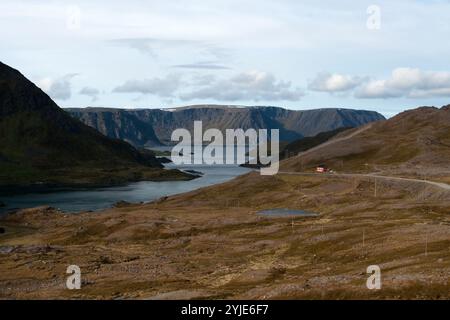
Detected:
left=4, top=0, right=450, bottom=114
left=36, top=74, right=77, bottom=101
left=113, top=74, right=182, bottom=98
left=356, top=68, right=450, bottom=99
left=306, top=68, right=450, bottom=100
left=79, top=86, right=100, bottom=102
left=171, top=61, right=231, bottom=70
left=109, top=38, right=229, bottom=62
left=308, top=72, right=366, bottom=93
left=113, top=71, right=304, bottom=102
left=180, top=71, right=304, bottom=102
left=111, top=67, right=450, bottom=103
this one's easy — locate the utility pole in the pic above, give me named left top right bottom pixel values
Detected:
left=363, top=229, right=365, bottom=247
left=374, top=178, right=377, bottom=197
left=362, top=228, right=365, bottom=256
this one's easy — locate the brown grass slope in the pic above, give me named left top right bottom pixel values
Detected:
left=1, top=171, right=448, bottom=299
left=281, top=105, right=450, bottom=180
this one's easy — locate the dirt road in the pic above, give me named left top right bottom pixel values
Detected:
left=278, top=171, right=450, bottom=191
left=280, top=121, right=450, bottom=191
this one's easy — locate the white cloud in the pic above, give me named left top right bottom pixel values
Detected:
left=109, top=38, right=230, bottom=61
left=356, top=68, right=450, bottom=99
left=179, top=71, right=304, bottom=102
left=355, top=79, right=402, bottom=99
left=171, top=61, right=231, bottom=70
left=113, top=74, right=182, bottom=98
left=308, top=72, right=366, bottom=93
left=79, top=86, right=100, bottom=101
left=36, top=74, right=77, bottom=100
left=35, top=77, right=53, bottom=92
left=112, top=71, right=303, bottom=102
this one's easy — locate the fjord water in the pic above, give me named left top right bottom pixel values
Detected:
left=0, top=146, right=252, bottom=213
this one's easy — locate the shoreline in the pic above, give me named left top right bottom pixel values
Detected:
left=0, top=168, right=199, bottom=197
left=0, top=164, right=250, bottom=214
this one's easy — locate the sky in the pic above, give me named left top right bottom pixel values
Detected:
left=2, top=0, right=450, bottom=117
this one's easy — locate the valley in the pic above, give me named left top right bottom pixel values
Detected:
left=0, top=171, right=448, bottom=299
left=3, top=0, right=450, bottom=305
left=1, top=104, right=449, bottom=300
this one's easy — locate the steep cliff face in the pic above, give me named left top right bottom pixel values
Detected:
left=67, top=105, right=386, bottom=147
left=68, top=108, right=163, bottom=147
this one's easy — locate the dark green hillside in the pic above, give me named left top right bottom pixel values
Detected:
left=280, top=127, right=351, bottom=159
left=0, top=62, right=192, bottom=192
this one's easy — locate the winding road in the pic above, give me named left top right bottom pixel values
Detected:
left=279, top=122, right=450, bottom=191
left=278, top=171, right=450, bottom=191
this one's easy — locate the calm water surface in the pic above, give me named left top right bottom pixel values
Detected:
left=257, top=208, right=319, bottom=217
left=0, top=146, right=252, bottom=213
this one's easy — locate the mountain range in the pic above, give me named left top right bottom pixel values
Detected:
left=67, top=105, right=385, bottom=147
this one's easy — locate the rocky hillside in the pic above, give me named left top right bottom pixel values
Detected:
left=67, top=105, right=385, bottom=147
left=0, top=62, right=191, bottom=191
left=280, top=105, right=450, bottom=179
